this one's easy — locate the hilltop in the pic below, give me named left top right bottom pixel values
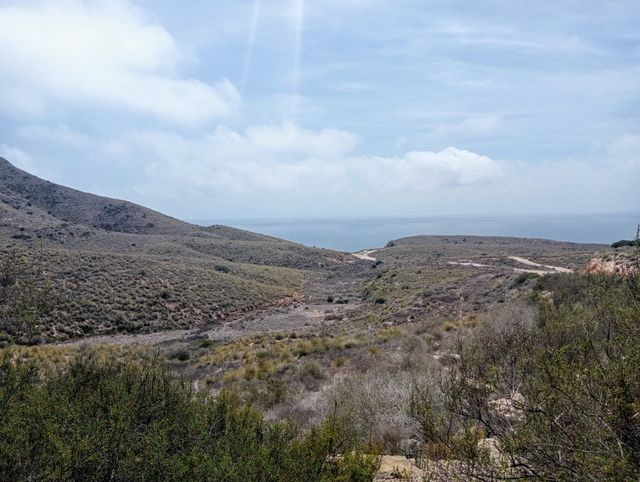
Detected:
left=0, top=157, right=200, bottom=236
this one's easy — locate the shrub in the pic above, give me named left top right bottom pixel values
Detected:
left=612, top=239, right=640, bottom=248
left=0, top=352, right=379, bottom=481
left=328, top=367, right=437, bottom=454
left=509, top=271, right=539, bottom=288
left=0, top=248, right=56, bottom=340
left=435, top=274, right=640, bottom=479
left=168, top=349, right=190, bottom=361
left=333, top=356, right=348, bottom=367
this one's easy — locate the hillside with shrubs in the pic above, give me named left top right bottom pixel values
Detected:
left=1, top=156, right=638, bottom=480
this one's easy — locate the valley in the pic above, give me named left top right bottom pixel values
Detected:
left=1, top=156, right=638, bottom=481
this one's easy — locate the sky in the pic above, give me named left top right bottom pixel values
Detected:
left=0, top=0, right=638, bottom=221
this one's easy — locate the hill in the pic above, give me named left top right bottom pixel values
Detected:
left=0, top=156, right=201, bottom=236
left=3, top=155, right=637, bottom=480
left=0, top=156, right=352, bottom=344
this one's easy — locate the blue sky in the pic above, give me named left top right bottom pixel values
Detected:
left=0, top=0, right=638, bottom=220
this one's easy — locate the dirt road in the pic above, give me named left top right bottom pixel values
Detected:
left=509, top=256, right=573, bottom=274
left=352, top=249, right=377, bottom=261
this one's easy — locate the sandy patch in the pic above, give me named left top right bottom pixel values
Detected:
left=353, top=249, right=378, bottom=261
left=447, top=261, right=490, bottom=268
left=375, top=455, right=424, bottom=481
left=509, top=256, right=573, bottom=273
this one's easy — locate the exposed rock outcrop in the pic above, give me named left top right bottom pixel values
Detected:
left=587, top=253, right=640, bottom=277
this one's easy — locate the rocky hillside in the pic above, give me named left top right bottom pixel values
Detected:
left=0, top=156, right=354, bottom=344
left=0, top=156, right=203, bottom=236
left=587, top=249, right=640, bottom=277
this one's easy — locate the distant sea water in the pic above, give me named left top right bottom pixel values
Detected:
left=188, top=214, right=640, bottom=253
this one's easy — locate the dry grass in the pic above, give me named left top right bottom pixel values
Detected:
left=196, top=331, right=370, bottom=384
left=3, top=343, right=155, bottom=375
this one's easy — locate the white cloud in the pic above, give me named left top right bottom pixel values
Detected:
left=114, top=123, right=502, bottom=200
left=608, top=133, right=640, bottom=168
left=245, top=122, right=359, bottom=159
left=432, top=116, right=502, bottom=139
left=100, top=124, right=637, bottom=218
left=329, top=81, right=376, bottom=92
left=17, top=124, right=90, bottom=147
left=6, top=119, right=638, bottom=218
left=0, top=144, right=35, bottom=173
left=405, top=148, right=501, bottom=185
left=0, top=0, right=238, bottom=124
left=436, top=22, right=597, bottom=55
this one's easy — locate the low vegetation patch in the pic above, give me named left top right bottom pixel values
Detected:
left=408, top=273, right=640, bottom=480
left=0, top=244, right=301, bottom=344
left=0, top=352, right=379, bottom=481
left=612, top=239, right=640, bottom=248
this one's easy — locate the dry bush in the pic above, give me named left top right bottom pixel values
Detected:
left=323, top=361, right=442, bottom=454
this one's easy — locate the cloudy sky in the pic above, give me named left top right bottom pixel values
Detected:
left=0, top=0, right=638, bottom=220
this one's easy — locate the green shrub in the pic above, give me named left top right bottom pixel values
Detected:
left=612, top=239, right=640, bottom=248
left=0, top=352, right=379, bottom=481
left=436, top=274, right=640, bottom=479
left=168, top=349, right=190, bottom=361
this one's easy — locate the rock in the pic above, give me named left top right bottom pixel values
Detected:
left=587, top=256, right=640, bottom=277
left=488, top=392, right=525, bottom=422
left=477, top=437, right=502, bottom=465
left=375, top=455, right=423, bottom=481
left=400, top=438, right=421, bottom=458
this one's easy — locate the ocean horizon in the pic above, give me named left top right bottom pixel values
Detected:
left=187, top=213, right=640, bottom=253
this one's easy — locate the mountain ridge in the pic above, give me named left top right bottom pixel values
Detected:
left=0, top=156, right=224, bottom=237
left=0, top=156, right=333, bottom=265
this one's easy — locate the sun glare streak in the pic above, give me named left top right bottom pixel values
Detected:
left=291, top=0, right=304, bottom=118
left=242, top=0, right=262, bottom=91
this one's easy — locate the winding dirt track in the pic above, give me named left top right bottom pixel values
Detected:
left=352, top=249, right=377, bottom=261
left=57, top=303, right=348, bottom=348
left=509, top=256, right=573, bottom=274
left=448, top=256, right=573, bottom=275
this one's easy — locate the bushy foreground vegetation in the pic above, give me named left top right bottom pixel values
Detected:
left=408, top=273, right=640, bottom=480
left=295, top=272, right=639, bottom=480
left=0, top=353, right=379, bottom=481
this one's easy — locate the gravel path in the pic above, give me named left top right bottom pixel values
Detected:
left=509, top=256, right=573, bottom=273
left=57, top=302, right=358, bottom=347
left=352, top=249, right=378, bottom=261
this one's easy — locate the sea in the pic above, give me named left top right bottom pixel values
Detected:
left=188, top=213, right=640, bottom=253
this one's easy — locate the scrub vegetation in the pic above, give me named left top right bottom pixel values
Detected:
left=1, top=157, right=639, bottom=480
left=0, top=352, right=379, bottom=481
